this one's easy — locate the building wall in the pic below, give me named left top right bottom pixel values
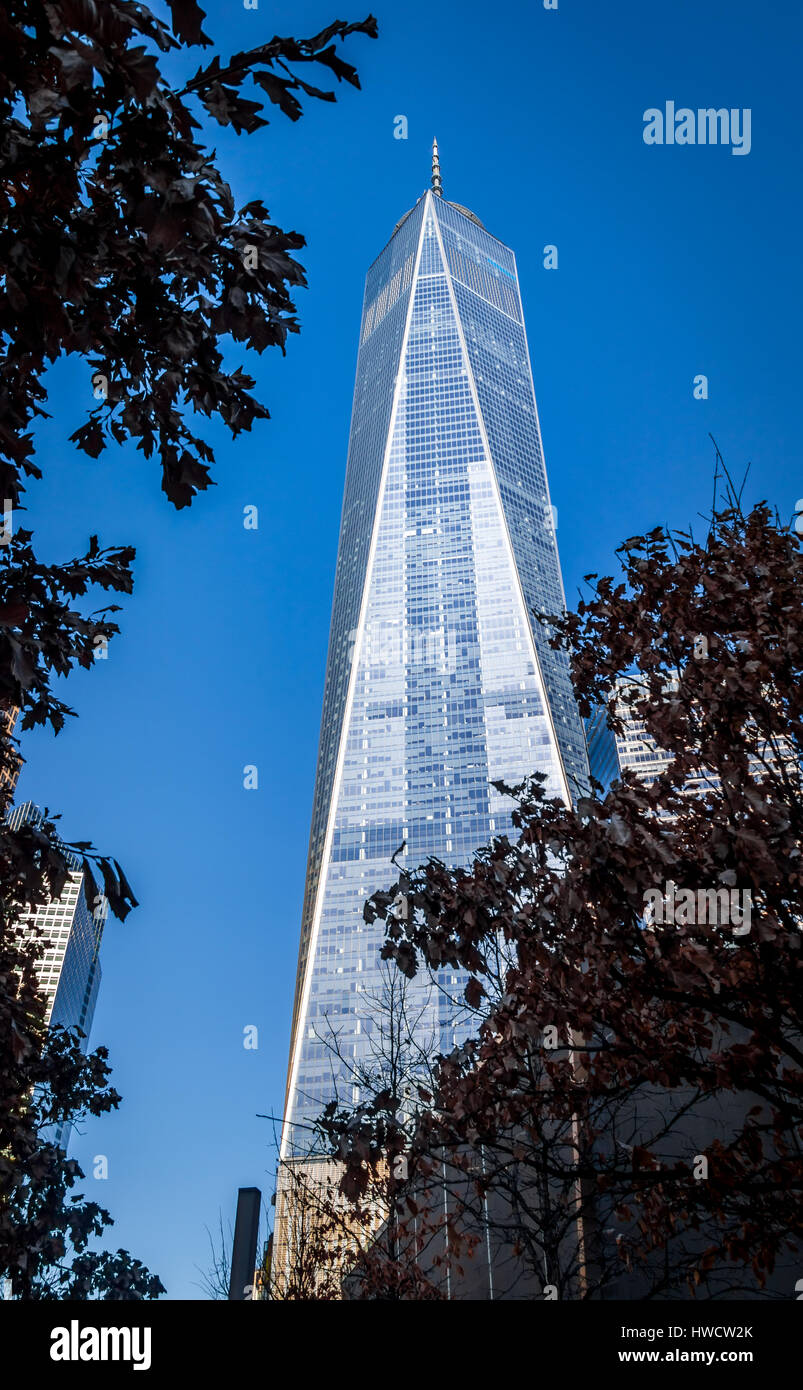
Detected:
left=5, top=802, right=105, bottom=1146
left=283, top=190, right=589, bottom=1158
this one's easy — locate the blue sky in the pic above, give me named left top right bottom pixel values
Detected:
left=17, top=0, right=801, bottom=1297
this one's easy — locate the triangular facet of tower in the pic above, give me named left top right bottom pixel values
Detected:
left=283, top=190, right=588, bottom=1154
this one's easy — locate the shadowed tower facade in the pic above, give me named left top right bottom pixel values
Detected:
left=282, top=147, right=588, bottom=1160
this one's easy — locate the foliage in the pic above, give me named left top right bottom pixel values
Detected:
left=326, top=500, right=803, bottom=1299
left=0, top=0, right=375, bottom=1298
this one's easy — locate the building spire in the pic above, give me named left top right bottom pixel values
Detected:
left=431, top=137, right=443, bottom=197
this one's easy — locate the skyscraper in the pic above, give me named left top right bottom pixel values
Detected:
left=282, top=146, right=589, bottom=1159
left=6, top=801, right=106, bottom=1147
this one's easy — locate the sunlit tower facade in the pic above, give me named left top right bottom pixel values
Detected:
left=5, top=801, right=105, bottom=1039
left=5, top=801, right=106, bottom=1148
left=282, top=146, right=589, bottom=1161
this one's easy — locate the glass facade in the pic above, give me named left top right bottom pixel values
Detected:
left=283, top=190, right=588, bottom=1155
left=585, top=704, right=622, bottom=794
left=6, top=802, right=104, bottom=1042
